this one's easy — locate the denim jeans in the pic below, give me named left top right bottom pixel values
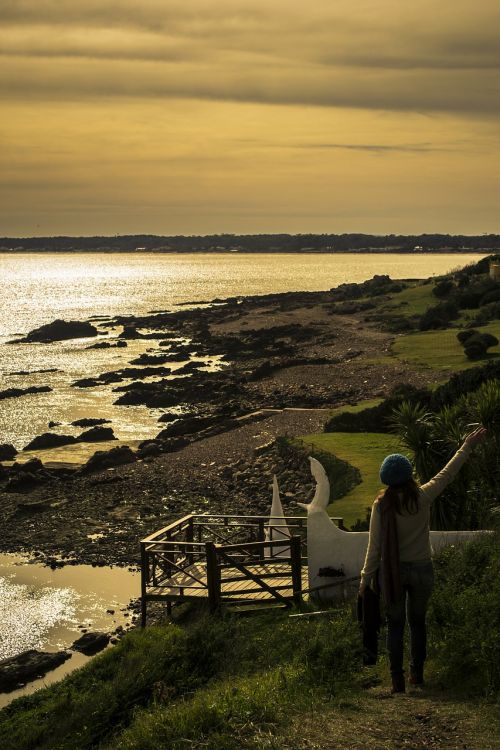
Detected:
left=385, top=561, right=434, bottom=676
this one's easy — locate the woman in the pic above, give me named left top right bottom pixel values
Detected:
left=359, top=426, right=487, bottom=693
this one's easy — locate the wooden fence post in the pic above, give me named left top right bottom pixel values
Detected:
left=140, top=543, right=148, bottom=627
left=291, top=535, right=302, bottom=606
left=186, top=515, right=194, bottom=565
left=205, top=542, right=221, bottom=613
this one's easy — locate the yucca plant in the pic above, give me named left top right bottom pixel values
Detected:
left=389, top=381, right=499, bottom=530
left=388, top=401, right=436, bottom=482
left=466, top=379, right=500, bottom=436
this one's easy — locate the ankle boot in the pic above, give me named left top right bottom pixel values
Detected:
left=391, top=672, right=406, bottom=693
left=409, top=667, right=424, bottom=686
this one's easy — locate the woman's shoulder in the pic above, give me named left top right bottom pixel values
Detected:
left=372, top=496, right=383, bottom=512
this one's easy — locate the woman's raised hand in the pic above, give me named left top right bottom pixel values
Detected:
left=463, top=426, right=487, bottom=449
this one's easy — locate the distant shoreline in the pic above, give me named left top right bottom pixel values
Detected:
left=0, top=248, right=491, bottom=254
left=1, top=233, right=498, bottom=254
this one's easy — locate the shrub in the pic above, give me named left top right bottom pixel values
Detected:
left=480, top=288, right=500, bottom=306
left=456, top=290, right=483, bottom=309
left=433, top=279, right=455, bottom=298
left=324, top=384, right=430, bottom=434
left=419, top=300, right=459, bottom=331
left=460, top=332, right=499, bottom=360
left=464, top=341, right=487, bottom=360
left=429, top=533, right=500, bottom=696
left=468, top=301, right=500, bottom=326
left=432, top=360, right=500, bottom=407
left=456, top=329, right=479, bottom=344
left=382, top=315, right=415, bottom=333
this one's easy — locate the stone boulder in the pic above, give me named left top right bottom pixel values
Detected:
left=71, top=418, right=111, bottom=427
left=18, top=319, right=99, bottom=343
left=156, top=415, right=221, bottom=439
left=15, top=497, right=53, bottom=512
left=11, top=457, right=45, bottom=474
left=77, top=426, right=116, bottom=442
left=6, top=458, right=50, bottom=493
left=6, top=473, right=47, bottom=493
left=23, top=433, right=77, bottom=451
left=120, top=325, right=141, bottom=339
left=136, top=441, right=162, bottom=459
left=0, top=650, right=71, bottom=692
left=0, top=386, right=52, bottom=401
left=71, top=632, right=110, bottom=655
left=81, top=445, right=136, bottom=473
left=86, top=340, right=127, bottom=349
left=158, top=411, right=195, bottom=423
left=129, top=352, right=180, bottom=365
left=0, top=443, right=17, bottom=461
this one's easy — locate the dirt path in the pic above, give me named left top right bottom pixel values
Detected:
left=286, top=684, right=499, bottom=749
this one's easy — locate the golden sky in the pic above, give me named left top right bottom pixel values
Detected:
left=1, top=0, right=499, bottom=236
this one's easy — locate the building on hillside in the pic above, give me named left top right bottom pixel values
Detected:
left=490, top=262, right=500, bottom=281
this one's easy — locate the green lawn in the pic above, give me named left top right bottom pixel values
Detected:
left=328, top=397, right=384, bottom=418
left=392, top=320, right=500, bottom=371
left=300, top=431, right=404, bottom=528
left=375, top=281, right=437, bottom=318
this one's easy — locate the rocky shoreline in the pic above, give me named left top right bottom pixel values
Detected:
left=0, top=277, right=447, bottom=568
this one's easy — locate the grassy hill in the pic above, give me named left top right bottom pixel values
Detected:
left=1, top=535, right=498, bottom=750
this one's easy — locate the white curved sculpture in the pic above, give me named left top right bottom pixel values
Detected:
left=264, top=475, right=291, bottom=558
left=284, top=456, right=487, bottom=601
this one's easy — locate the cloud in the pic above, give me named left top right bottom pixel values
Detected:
left=1, top=54, right=499, bottom=117
left=286, top=142, right=449, bottom=153
left=0, top=0, right=499, bottom=116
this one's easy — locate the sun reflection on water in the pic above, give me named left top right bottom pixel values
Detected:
left=0, top=578, right=77, bottom=660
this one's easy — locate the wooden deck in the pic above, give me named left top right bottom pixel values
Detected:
left=146, top=561, right=310, bottom=603
left=140, top=513, right=325, bottom=624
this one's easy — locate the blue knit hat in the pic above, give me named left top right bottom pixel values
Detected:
left=379, top=454, right=413, bottom=486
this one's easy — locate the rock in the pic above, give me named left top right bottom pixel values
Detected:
left=9, top=368, right=60, bottom=375
left=248, top=360, right=273, bottom=380
left=16, top=319, right=99, bottom=343
left=158, top=412, right=185, bottom=423
left=129, top=352, right=180, bottom=365
left=48, top=421, right=61, bottom=428
left=120, top=325, right=141, bottom=339
left=7, top=473, right=47, bottom=493
left=86, top=341, right=112, bottom=349
left=175, top=361, right=208, bottom=374
left=156, top=415, right=222, bottom=439
left=23, top=433, right=77, bottom=451
left=0, top=386, right=52, bottom=401
left=15, top=498, right=52, bottom=512
left=86, top=340, right=128, bottom=350
left=81, top=446, right=137, bottom=473
left=72, top=377, right=102, bottom=388
left=165, top=436, right=191, bottom=452
left=11, top=457, right=45, bottom=474
left=0, top=443, right=17, bottom=461
left=71, top=632, right=110, bottom=655
left=71, top=418, right=112, bottom=427
left=0, top=650, right=71, bottom=692
left=137, top=442, right=161, bottom=459
left=77, top=426, right=116, bottom=442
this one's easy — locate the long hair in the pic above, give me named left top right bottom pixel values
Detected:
left=376, top=478, right=420, bottom=516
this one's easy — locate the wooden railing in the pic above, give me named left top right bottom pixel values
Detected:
left=140, top=512, right=343, bottom=624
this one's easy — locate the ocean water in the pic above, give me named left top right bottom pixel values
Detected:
left=0, top=554, right=138, bottom=707
left=0, top=252, right=484, bottom=451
